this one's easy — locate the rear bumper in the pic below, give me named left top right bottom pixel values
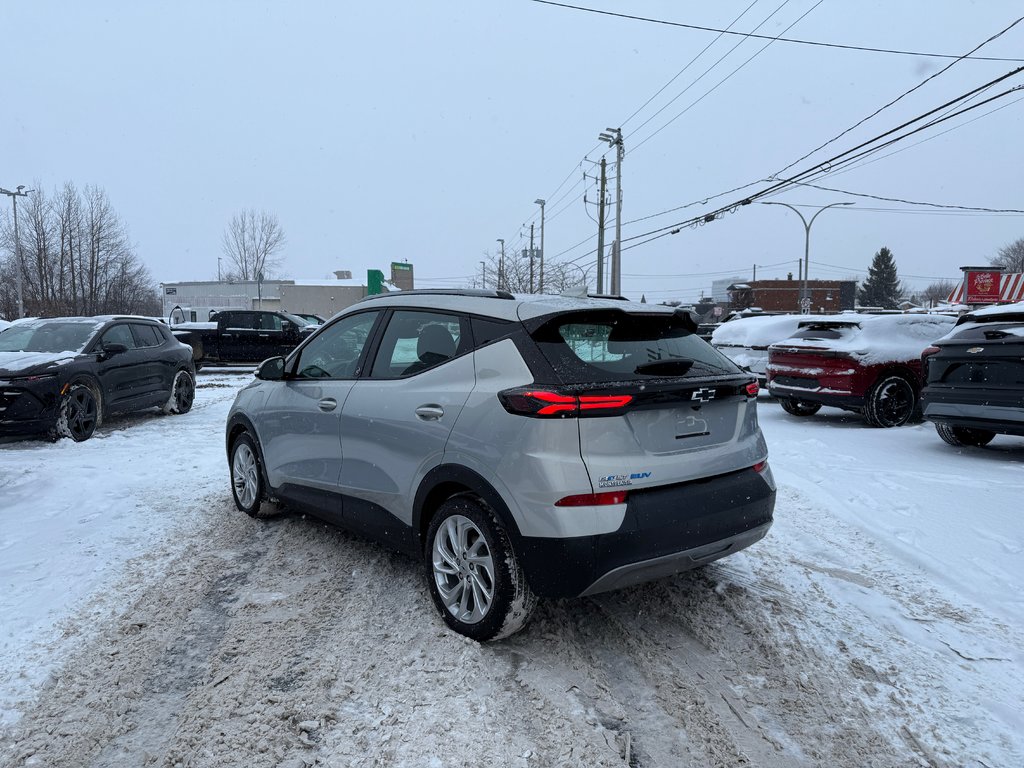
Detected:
left=768, top=383, right=862, bottom=410
left=922, top=392, right=1024, bottom=437
left=515, top=465, right=776, bottom=598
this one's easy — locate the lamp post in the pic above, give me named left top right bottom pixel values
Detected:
left=533, top=199, right=545, bottom=293
left=762, top=201, right=853, bottom=313
left=0, top=185, right=32, bottom=318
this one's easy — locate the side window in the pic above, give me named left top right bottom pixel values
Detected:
left=225, top=313, right=258, bottom=330
left=260, top=314, right=283, bottom=331
left=294, top=311, right=380, bottom=379
left=130, top=324, right=161, bottom=347
left=470, top=317, right=515, bottom=349
left=370, top=310, right=467, bottom=379
left=101, top=324, right=137, bottom=349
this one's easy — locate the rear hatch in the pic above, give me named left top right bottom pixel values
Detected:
left=522, top=308, right=764, bottom=490
left=768, top=321, right=860, bottom=389
left=927, top=319, right=1024, bottom=401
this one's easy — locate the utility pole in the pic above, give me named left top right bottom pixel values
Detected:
left=497, top=238, right=505, bottom=291
left=598, top=128, right=623, bottom=294
left=596, top=157, right=607, bottom=294
left=753, top=264, right=757, bottom=281
left=218, top=256, right=222, bottom=282
left=0, top=185, right=32, bottom=318
left=480, top=260, right=486, bottom=289
left=528, top=224, right=536, bottom=293
left=534, top=199, right=545, bottom=293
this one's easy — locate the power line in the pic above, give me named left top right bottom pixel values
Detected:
left=780, top=180, right=1024, bottom=213
left=631, top=0, right=824, bottom=154
left=772, top=14, right=1024, bottom=177
left=530, top=1, right=1024, bottom=62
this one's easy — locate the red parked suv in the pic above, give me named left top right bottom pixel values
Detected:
left=767, top=314, right=955, bottom=427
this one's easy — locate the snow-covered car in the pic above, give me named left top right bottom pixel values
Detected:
left=921, top=301, right=1024, bottom=447
left=767, top=313, right=955, bottom=427
left=711, top=314, right=808, bottom=385
left=0, top=316, right=196, bottom=442
left=225, top=289, right=775, bottom=641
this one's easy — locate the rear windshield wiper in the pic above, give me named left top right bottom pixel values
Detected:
left=633, top=359, right=694, bottom=376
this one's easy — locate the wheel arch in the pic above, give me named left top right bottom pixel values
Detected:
left=225, top=413, right=273, bottom=493
left=413, top=465, right=523, bottom=555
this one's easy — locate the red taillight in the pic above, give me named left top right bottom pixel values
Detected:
left=921, top=345, right=940, bottom=361
left=753, top=460, right=767, bottom=473
left=745, top=381, right=759, bottom=397
left=555, top=490, right=629, bottom=507
left=499, top=387, right=634, bottom=417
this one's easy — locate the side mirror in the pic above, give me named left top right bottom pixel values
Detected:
left=256, top=356, right=286, bottom=381
left=101, top=342, right=128, bottom=357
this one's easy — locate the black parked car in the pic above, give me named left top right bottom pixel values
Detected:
left=0, top=316, right=196, bottom=442
left=921, top=302, right=1024, bottom=447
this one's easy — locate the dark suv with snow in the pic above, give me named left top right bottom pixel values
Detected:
left=225, top=290, right=775, bottom=640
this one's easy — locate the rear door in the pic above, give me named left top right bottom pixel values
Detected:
left=528, top=310, right=761, bottom=490
left=129, top=322, right=172, bottom=401
left=338, top=309, right=474, bottom=534
left=219, top=312, right=260, bottom=361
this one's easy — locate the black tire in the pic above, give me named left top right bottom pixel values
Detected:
left=935, top=423, right=996, bottom=448
left=863, top=375, right=916, bottom=428
left=162, top=369, right=196, bottom=414
left=779, top=397, right=822, bottom=417
left=425, top=496, right=537, bottom=642
left=57, top=382, right=101, bottom=442
left=229, top=432, right=266, bottom=517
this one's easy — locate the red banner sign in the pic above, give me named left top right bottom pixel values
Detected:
left=965, top=271, right=1001, bottom=304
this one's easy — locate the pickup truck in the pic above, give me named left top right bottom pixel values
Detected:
left=172, top=310, right=314, bottom=365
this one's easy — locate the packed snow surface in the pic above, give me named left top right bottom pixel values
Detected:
left=0, top=373, right=1021, bottom=766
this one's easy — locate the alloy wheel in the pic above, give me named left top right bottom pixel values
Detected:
left=232, top=442, right=260, bottom=509
left=431, top=514, right=495, bottom=625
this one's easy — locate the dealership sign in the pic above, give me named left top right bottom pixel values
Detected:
left=965, top=271, right=1001, bottom=304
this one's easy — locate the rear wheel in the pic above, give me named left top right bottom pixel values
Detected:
left=425, top=496, right=537, bottom=642
left=864, top=375, right=916, bottom=428
left=57, top=382, right=100, bottom=442
left=935, top=423, right=996, bottom=447
left=162, top=369, right=195, bottom=414
left=230, top=433, right=265, bottom=517
left=779, top=397, right=821, bottom=417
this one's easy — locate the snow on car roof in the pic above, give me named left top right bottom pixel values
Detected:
left=710, top=314, right=807, bottom=348
left=960, top=300, right=1024, bottom=321
left=773, top=313, right=956, bottom=364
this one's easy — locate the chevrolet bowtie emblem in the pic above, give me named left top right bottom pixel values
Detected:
left=966, top=347, right=984, bottom=354
left=691, top=387, right=716, bottom=403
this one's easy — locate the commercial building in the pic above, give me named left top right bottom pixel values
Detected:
left=728, top=278, right=856, bottom=314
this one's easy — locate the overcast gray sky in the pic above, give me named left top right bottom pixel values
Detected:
left=4, top=1, right=1023, bottom=302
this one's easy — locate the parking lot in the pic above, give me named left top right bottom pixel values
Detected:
left=1, top=370, right=1022, bottom=767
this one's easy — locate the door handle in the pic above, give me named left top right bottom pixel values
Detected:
left=415, top=404, right=445, bottom=421
left=318, top=397, right=338, bottom=412
left=222, top=333, right=233, bottom=338
left=258, top=333, right=270, bottom=338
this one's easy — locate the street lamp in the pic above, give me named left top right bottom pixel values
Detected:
left=762, top=201, right=853, bottom=313
left=0, top=185, right=33, bottom=318
left=533, top=199, right=545, bottom=293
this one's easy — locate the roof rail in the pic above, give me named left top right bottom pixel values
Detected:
left=361, top=288, right=515, bottom=301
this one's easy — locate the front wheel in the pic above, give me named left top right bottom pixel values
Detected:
left=864, top=375, right=916, bottom=428
left=57, top=382, right=101, bottom=442
left=425, top=496, right=537, bottom=642
left=779, top=397, right=822, bottom=417
left=230, top=433, right=265, bottom=517
left=935, top=423, right=995, bottom=447
left=162, top=369, right=196, bottom=414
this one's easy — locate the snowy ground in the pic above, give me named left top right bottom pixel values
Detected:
left=0, top=373, right=1021, bottom=767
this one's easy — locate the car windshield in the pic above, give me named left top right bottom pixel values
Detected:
left=282, top=312, right=311, bottom=327
left=531, top=310, right=740, bottom=383
left=0, top=321, right=97, bottom=353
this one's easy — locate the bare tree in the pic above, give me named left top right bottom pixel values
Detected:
left=921, top=279, right=956, bottom=307
left=477, top=249, right=591, bottom=294
left=991, top=236, right=1024, bottom=272
left=0, top=182, right=158, bottom=318
left=221, top=209, right=286, bottom=281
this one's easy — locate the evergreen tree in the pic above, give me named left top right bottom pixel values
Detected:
left=857, top=247, right=903, bottom=309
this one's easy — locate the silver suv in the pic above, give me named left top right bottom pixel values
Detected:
left=226, top=290, right=775, bottom=640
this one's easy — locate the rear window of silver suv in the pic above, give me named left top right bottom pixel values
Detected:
left=531, top=311, right=741, bottom=384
